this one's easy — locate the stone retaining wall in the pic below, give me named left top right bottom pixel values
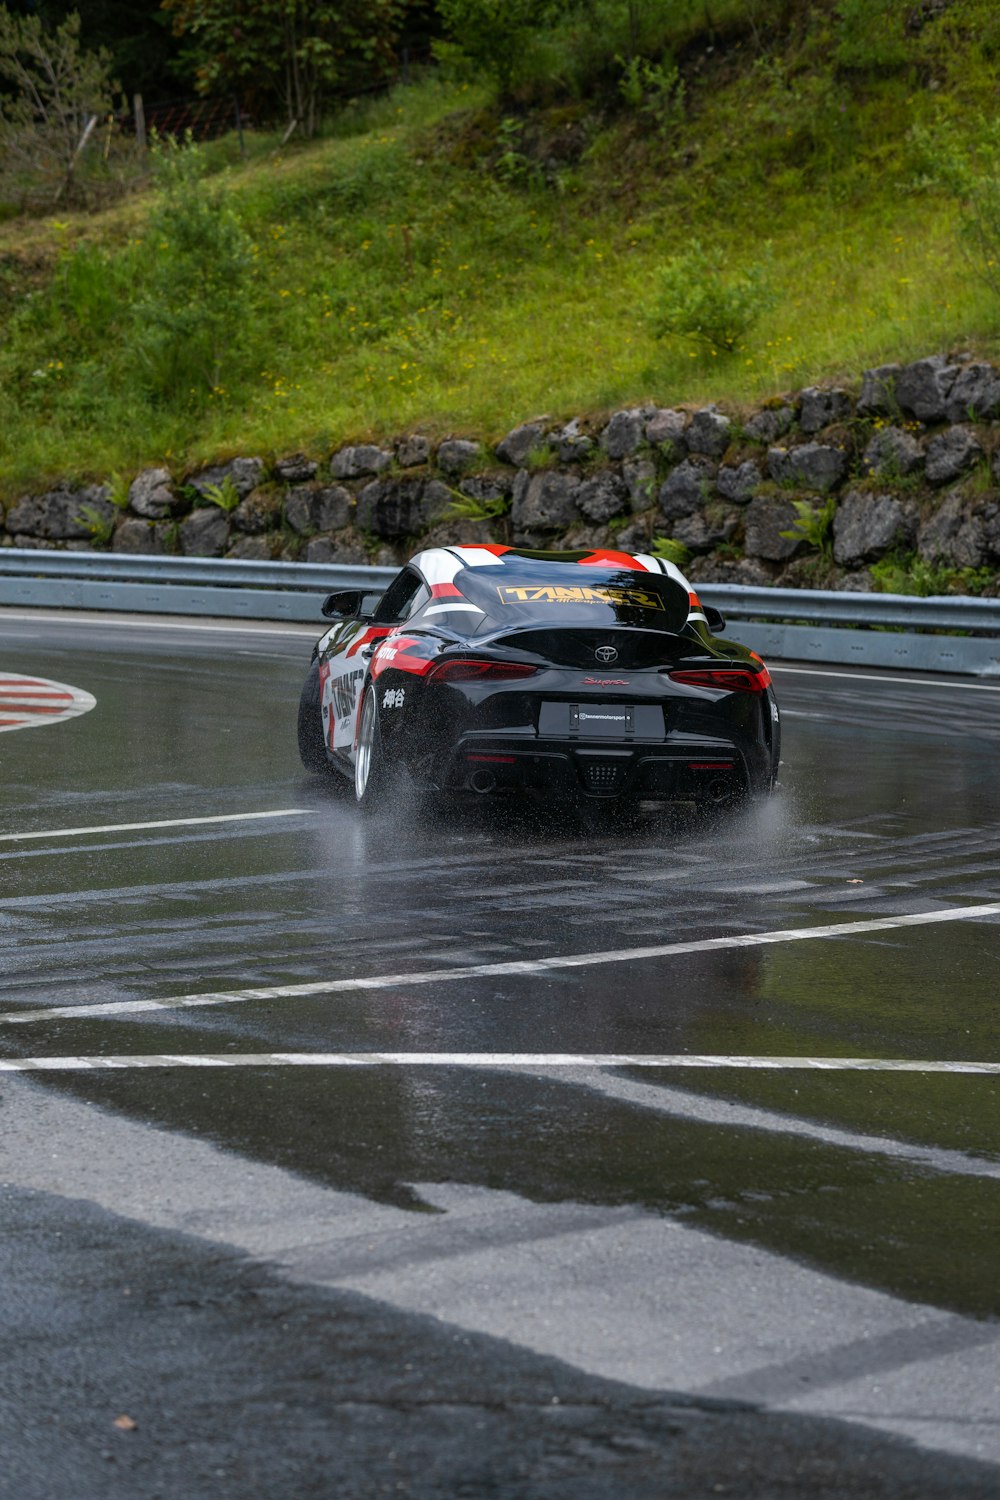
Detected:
left=4, top=353, right=1000, bottom=593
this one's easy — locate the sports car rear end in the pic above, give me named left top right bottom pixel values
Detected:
left=370, top=550, right=780, bottom=808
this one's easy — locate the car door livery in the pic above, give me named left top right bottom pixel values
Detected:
left=317, top=568, right=433, bottom=759
left=319, top=620, right=391, bottom=754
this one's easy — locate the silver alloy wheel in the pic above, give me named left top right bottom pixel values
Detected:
left=355, top=690, right=375, bottom=800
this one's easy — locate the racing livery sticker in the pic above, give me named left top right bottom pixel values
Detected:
left=422, top=578, right=485, bottom=620
left=496, top=584, right=666, bottom=610
left=370, top=635, right=437, bottom=679
left=321, top=657, right=368, bottom=750
left=0, top=673, right=96, bottom=734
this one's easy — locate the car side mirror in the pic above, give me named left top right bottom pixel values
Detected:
left=321, top=589, right=381, bottom=620
left=703, top=605, right=726, bottom=634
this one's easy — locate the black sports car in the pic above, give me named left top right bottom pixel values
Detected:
left=297, top=544, right=780, bottom=810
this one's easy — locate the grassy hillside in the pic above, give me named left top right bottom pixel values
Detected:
left=2, top=0, right=1000, bottom=494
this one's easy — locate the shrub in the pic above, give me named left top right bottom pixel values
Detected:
left=870, top=551, right=994, bottom=597
left=128, top=136, right=253, bottom=402
left=443, top=487, right=510, bottom=522
left=650, top=534, right=691, bottom=567
left=616, top=54, right=684, bottom=137
left=651, top=240, right=776, bottom=356
left=834, top=0, right=911, bottom=73
left=780, top=496, right=836, bottom=558
left=75, top=502, right=115, bottom=545
left=914, top=115, right=1000, bottom=300
left=494, top=117, right=542, bottom=187
left=202, top=476, right=241, bottom=511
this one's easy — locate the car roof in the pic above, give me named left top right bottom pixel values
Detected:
left=406, top=544, right=705, bottom=631
left=411, top=544, right=693, bottom=591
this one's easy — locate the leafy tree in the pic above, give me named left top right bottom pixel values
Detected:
left=3, top=0, right=181, bottom=99
left=436, top=0, right=573, bottom=92
left=161, top=0, right=404, bottom=137
left=0, top=6, right=119, bottom=205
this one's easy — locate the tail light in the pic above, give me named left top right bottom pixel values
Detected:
left=668, top=666, right=772, bottom=692
left=426, top=658, right=540, bottom=683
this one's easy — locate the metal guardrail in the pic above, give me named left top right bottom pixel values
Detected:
left=1, top=549, right=998, bottom=676
left=697, top=582, right=1000, bottom=677
left=699, top=583, right=1000, bottom=633
left=0, top=551, right=398, bottom=625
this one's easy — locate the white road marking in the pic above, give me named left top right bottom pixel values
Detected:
left=0, top=1053, right=998, bottom=1073
left=771, top=664, right=1000, bottom=692
left=518, top=1067, right=1000, bottom=1181
left=5, top=1081, right=997, bottom=1466
left=0, top=808, right=311, bottom=843
left=7, top=901, right=1000, bottom=1025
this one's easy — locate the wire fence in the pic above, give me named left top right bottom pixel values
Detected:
left=134, top=93, right=247, bottom=145
left=1, top=37, right=435, bottom=212
left=121, top=44, right=434, bottom=150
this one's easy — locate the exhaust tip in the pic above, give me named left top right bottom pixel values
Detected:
left=469, top=768, right=496, bottom=794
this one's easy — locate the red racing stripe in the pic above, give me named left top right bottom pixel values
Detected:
left=345, top=626, right=393, bottom=658
left=431, top=582, right=463, bottom=599
left=370, top=636, right=436, bottom=679
left=0, top=691, right=73, bottom=701
left=578, top=549, right=647, bottom=569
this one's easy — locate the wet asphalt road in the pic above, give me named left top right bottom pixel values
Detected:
left=1, top=608, right=999, bottom=1499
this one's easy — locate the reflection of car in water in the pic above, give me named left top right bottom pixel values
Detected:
left=298, top=544, right=780, bottom=812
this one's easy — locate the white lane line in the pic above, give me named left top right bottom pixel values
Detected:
left=0, top=808, right=312, bottom=843
left=7, top=902, right=1000, bottom=1025
left=771, top=665, right=1000, bottom=693
left=516, top=1067, right=1000, bottom=1181
left=0, top=1054, right=998, bottom=1073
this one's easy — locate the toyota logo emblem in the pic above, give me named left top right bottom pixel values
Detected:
left=595, top=645, right=619, bottom=664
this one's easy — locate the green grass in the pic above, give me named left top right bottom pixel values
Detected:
left=3, top=2, right=1000, bottom=496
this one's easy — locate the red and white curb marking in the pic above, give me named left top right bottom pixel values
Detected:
left=0, top=673, right=96, bottom=733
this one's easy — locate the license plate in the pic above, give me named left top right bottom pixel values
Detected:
left=539, top=703, right=664, bottom=738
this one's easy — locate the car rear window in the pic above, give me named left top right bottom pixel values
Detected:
left=457, top=559, right=690, bottom=634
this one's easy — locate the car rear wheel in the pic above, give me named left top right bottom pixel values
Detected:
left=354, top=686, right=389, bottom=811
